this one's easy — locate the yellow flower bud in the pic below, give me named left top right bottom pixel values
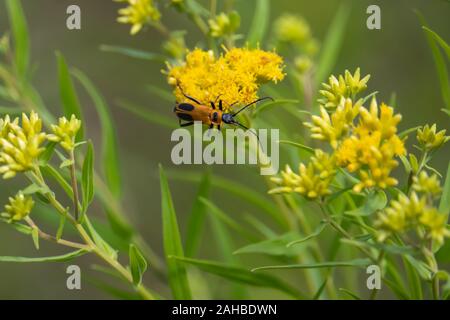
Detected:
left=417, top=124, right=448, bottom=151
left=116, top=0, right=161, bottom=35
left=47, top=114, right=81, bottom=152
left=3, top=192, right=34, bottom=221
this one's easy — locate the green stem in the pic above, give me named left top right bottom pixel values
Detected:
left=69, top=149, right=80, bottom=222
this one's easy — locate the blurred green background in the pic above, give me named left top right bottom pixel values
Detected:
left=0, top=0, right=449, bottom=299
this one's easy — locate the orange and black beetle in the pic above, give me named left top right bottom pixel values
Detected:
left=173, top=85, right=273, bottom=131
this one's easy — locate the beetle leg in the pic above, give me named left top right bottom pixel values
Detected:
left=217, top=124, right=221, bottom=131
left=210, top=102, right=216, bottom=109
left=180, top=121, right=194, bottom=127
left=218, top=100, right=223, bottom=111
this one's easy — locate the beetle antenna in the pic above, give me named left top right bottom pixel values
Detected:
left=232, top=121, right=261, bottom=145
left=232, top=97, right=274, bottom=117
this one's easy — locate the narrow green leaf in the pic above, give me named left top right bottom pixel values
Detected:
left=159, top=164, right=192, bottom=299
left=129, top=244, right=148, bottom=286
left=278, top=140, right=315, bottom=154
left=56, top=212, right=66, bottom=241
left=6, top=0, right=29, bottom=78
left=0, top=249, right=87, bottom=262
left=56, top=52, right=84, bottom=141
left=338, top=288, right=361, bottom=300
left=85, top=217, right=117, bottom=260
left=234, top=232, right=308, bottom=257
left=247, top=0, right=270, bottom=47
left=345, top=190, right=387, bottom=216
left=402, top=256, right=423, bottom=299
left=73, top=69, right=122, bottom=196
left=100, top=45, right=166, bottom=62
left=422, top=26, right=450, bottom=59
left=185, top=171, right=211, bottom=257
left=81, top=141, right=94, bottom=215
left=252, top=258, right=371, bottom=272
left=1, top=220, right=33, bottom=235
left=41, top=164, right=73, bottom=199
left=172, top=256, right=304, bottom=299
left=31, top=227, right=39, bottom=250
left=315, top=2, right=351, bottom=85
left=287, top=221, right=328, bottom=247
left=404, top=255, right=433, bottom=281
left=439, top=163, right=450, bottom=214
left=416, top=12, right=450, bottom=109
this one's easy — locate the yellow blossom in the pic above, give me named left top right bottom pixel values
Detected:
left=416, top=124, right=448, bottom=151
left=273, top=14, right=311, bottom=44
left=419, top=208, right=450, bottom=245
left=318, top=68, right=370, bottom=110
left=412, top=171, right=441, bottom=197
left=116, top=0, right=161, bottom=35
left=47, top=115, right=81, bottom=151
left=269, top=150, right=335, bottom=199
left=167, top=48, right=284, bottom=112
left=208, top=12, right=240, bottom=38
left=2, top=192, right=34, bottom=221
left=304, top=97, right=360, bottom=148
left=0, top=112, right=46, bottom=179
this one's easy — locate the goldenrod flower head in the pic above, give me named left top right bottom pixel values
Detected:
left=273, top=14, right=311, bottom=44
left=269, top=150, right=336, bottom=199
left=163, top=31, right=186, bottom=60
left=208, top=12, right=240, bottom=38
left=0, top=112, right=46, bottom=179
left=356, top=99, right=402, bottom=139
left=3, top=192, right=34, bottom=221
left=318, top=68, right=370, bottom=110
left=376, top=192, right=426, bottom=239
left=167, top=47, right=285, bottom=112
left=416, top=124, right=448, bottom=151
left=413, top=171, right=441, bottom=197
left=304, top=97, right=360, bottom=148
left=47, top=115, right=81, bottom=152
left=116, top=0, right=161, bottom=35
left=294, top=55, right=312, bottom=74
left=419, top=208, right=450, bottom=245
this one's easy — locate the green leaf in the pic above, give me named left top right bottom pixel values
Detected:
left=171, top=256, right=304, bottom=299
left=402, top=256, right=423, bottom=299
left=116, top=100, right=178, bottom=130
left=129, top=244, right=148, bottom=286
left=278, top=140, right=315, bottom=154
left=200, top=198, right=258, bottom=241
left=3, top=220, right=33, bottom=235
left=247, top=0, right=270, bottom=47
left=185, top=171, right=211, bottom=257
left=0, top=249, right=87, bottom=262
left=6, top=0, right=29, bottom=78
left=315, top=2, right=351, bottom=85
left=439, top=163, right=450, bottom=214
left=100, top=45, right=166, bottom=62
left=404, top=255, right=433, bottom=281
left=81, top=141, right=94, bottom=215
left=21, top=183, right=50, bottom=196
left=56, top=52, right=84, bottom=141
left=159, top=164, right=192, bottom=299
left=252, top=258, right=371, bottom=272
left=73, top=69, right=122, bottom=196
left=338, top=288, right=361, bottom=300
left=234, top=232, right=308, bottom=257
left=31, top=227, right=39, bottom=250
left=39, top=141, right=57, bottom=165
left=85, top=217, right=117, bottom=260
left=422, top=27, right=450, bottom=59
left=56, top=212, right=66, bottom=241
left=344, top=190, right=387, bottom=216
left=41, top=164, right=73, bottom=199
left=287, top=221, right=328, bottom=247
left=416, top=12, right=450, bottom=109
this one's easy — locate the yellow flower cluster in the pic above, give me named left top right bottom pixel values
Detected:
left=376, top=191, right=449, bottom=245
left=335, top=99, right=405, bottom=192
left=0, top=112, right=46, bottom=179
left=412, top=171, right=441, bottom=197
left=47, top=115, right=81, bottom=152
left=273, top=14, right=311, bottom=44
left=417, top=124, right=448, bottom=151
left=269, top=150, right=336, bottom=199
left=167, top=48, right=285, bottom=112
left=319, top=68, right=370, bottom=110
left=116, top=0, right=161, bottom=35
left=2, top=192, right=34, bottom=221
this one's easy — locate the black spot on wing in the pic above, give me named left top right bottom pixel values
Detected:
left=177, top=113, right=193, bottom=121
left=178, top=103, right=195, bottom=111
